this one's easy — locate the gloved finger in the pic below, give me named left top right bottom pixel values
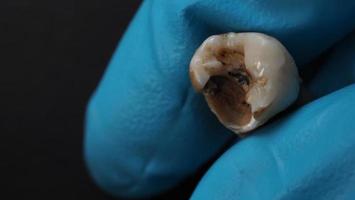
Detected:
left=84, top=0, right=355, bottom=198
left=307, top=32, right=355, bottom=99
left=191, top=85, right=355, bottom=200
left=182, top=0, right=355, bottom=66
left=191, top=33, right=355, bottom=200
left=84, top=1, right=233, bottom=198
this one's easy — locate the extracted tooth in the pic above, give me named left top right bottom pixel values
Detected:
left=189, top=32, right=300, bottom=135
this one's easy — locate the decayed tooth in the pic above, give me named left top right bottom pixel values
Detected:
left=189, top=32, right=300, bottom=135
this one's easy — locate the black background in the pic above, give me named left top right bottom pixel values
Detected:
left=1, top=0, right=208, bottom=199
left=1, top=0, right=147, bottom=199
left=1, top=1, right=213, bottom=199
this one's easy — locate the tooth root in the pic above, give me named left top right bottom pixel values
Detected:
left=189, top=32, right=300, bottom=135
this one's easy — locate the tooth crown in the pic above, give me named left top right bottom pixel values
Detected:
left=190, top=32, right=300, bottom=135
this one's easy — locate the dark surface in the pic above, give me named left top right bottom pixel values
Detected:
left=1, top=1, right=142, bottom=199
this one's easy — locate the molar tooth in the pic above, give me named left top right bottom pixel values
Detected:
left=189, top=32, right=300, bottom=135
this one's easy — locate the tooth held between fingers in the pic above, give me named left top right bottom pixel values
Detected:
left=189, top=32, right=300, bottom=135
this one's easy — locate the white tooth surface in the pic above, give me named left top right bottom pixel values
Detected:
left=189, top=32, right=300, bottom=135
left=242, top=33, right=300, bottom=125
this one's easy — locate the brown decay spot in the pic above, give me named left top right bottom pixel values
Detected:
left=257, top=77, right=268, bottom=86
left=215, top=48, right=244, bottom=66
left=204, top=48, right=246, bottom=76
left=189, top=70, right=203, bottom=91
left=203, top=75, right=252, bottom=126
left=253, top=105, right=269, bottom=119
left=201, top=48, right=255, bottom=127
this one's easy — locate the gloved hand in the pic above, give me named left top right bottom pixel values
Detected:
left=84, top=0, right=355, bottom=199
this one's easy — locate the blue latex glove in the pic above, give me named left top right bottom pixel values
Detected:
left=84, top=0, right=355, bottom=199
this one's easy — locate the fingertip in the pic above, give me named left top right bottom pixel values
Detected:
left=192, top=85, right=355, bottom=200
left=308, top=33, right=355, bottom=98
left=84, top=97, right=158, bottom=198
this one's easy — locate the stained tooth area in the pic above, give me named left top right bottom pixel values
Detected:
left=203, top=75, right=252, bottom=126
left=202, top=47, right=253, bottom=127
left=190, top=32, right=300, bottom=134
left=214, top=48, right=244, bottom=66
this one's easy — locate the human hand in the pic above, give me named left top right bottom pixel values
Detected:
left=84, top=0, right=355, bottom=199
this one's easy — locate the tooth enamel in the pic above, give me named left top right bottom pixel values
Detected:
left=189, top=32, right=300, bottom=135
